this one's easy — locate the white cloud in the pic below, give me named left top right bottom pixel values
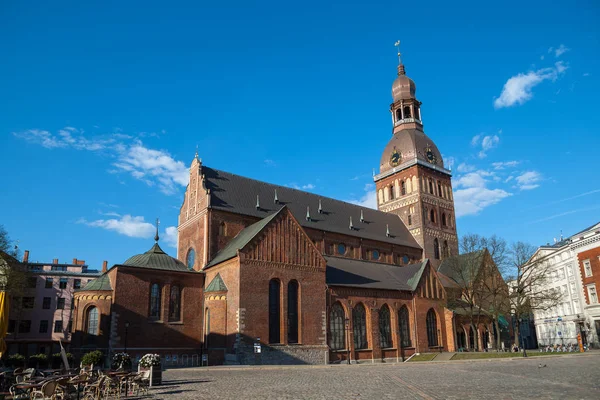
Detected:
left=555, top=61, right=568, bottom=74
left=471, top=134, right=481, bottom=146
left=264, top=159, right=277, bottom=167
left=492, top=161, right=520, bottom=170
left=454, top=187, right=512, bottom=217
left=456, top=163, right=476, bottom=173
left=554, top=44, right=569, bottom=57
left=444, top=156, right=456, bottom=171
left=455, top=172, right=487, bottom=189
left=302, top=184, right=315, bottom=190
left=347, top=183, right=377, bottom=209
left=515, top=170, right=542, bottom=190
left=494, top=63, right=566, bottom=108
left=583, top=73, right=590, bottom=77
left=14, top=129, right=66, bottom=149
left=163, top=226, right=178, bottom=248
left=288, top=183, right=316, bottom=191
left=478, top=135, right=500, bottom=158
left=78, top=214, right=155, bottom=238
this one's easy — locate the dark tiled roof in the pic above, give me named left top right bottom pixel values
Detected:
left=205, top=273, right=228, bottom=292
left=123, top=243, right=189, bottom=272
left=437, top=250, right=485, bottom=287
left=325, top=256, right=427, bottom=292
left=540, top=221, right=600, bottom=248
left=202, top=166, right=421, bottom=250
left=79, top=274, right=112, bottom=291
left=204, top=209, right=282, bottom=269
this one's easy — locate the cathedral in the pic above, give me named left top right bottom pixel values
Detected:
left=72, top=56, right=468, bottom=365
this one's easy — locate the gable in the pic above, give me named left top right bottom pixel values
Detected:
left=241, top=207, right=325, bottom=269
left=205, top=273, right=228, bottom=292
left=415, top=263, right=446, bottom=300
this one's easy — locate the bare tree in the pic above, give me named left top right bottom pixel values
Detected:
left=506, top=241, right=564, bottom=348
left=0, top=224, right=21, bottom=259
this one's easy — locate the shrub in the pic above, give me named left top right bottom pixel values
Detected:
left=7, top=354, right=25, bottom=368
left=28, top=353, right=48, bottom=368
left=81, top=350, right=104, bottom=367
left=51, top=352, right=74, bottom=368
left=111, top=352, right=132, bottom=370
left=139, top=353, right=161, bottom=368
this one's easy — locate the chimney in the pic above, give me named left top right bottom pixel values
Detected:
left=77, top=260, right=85, bottom=265
left=102, top=261, right=108, bottom=273
left=73, top=258, right=78, bottom=264
left=53, top=258, right=58, bottom=264
left=22, top=250, right=29, bottom=263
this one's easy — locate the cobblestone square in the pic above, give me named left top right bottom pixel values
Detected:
left=147, top=354, right=600, bottom=399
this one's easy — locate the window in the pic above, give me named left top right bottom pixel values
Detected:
left=337, top=244, right=346, bottom=255
left=389, top=185, right=395, bottom=200
left=218, top=222, right=227, bottom=236
left=398, top=306, right=411, bottom=348
left=54, top=320, right=63, bottom=333
left=588, top=285, right=598, bottom=304
left=287, top=280, right=299, bottom=344
left=403, top=106, right=411, bottom=118
left=437, top=183, right=442, bottom=197
left=45, top=278, right=53, bottom=288
left=583, top=260, right=592, bottom=277
left=379, top=305, right=392, bottom=349
left=269, top=279, right=281, bottom=344
left=352, top=303, right=368, bottom=350
left=402, top=255, right=409, bottom=264
left=87, top=307, right=99, bottom=335
left=56, top=297, right=65, bottom=310
left=443, top=240, right=449, bottom=258
left=426, top=309, right=438, bottom=347
left=369, top=250, right=379, bottom=260
left=442, top=213, right=447, bottom=227
left=430, top=209, right=436, bottom=223
left=433, top=238, right=440, bottom=260
left=169, top=285, right=181, bottom=322
left=408, top=215, right=412, bottom=225
left=51, top=265, right=66, bottom=271
left=22, top=297, right=34, bottom=309
left=329, top=303, right=346, bottom=350
left=186, top=248, right=196, bottom=271
left=429, top=179, right=434, bottom=194
left=7, top=320, right=15, bottom=334
left=27, top=277, right=37, bottom=288
left=19, top=320, right=31, bottom=333
left=74, top=279, right=81, bottom=289
left=39, top=320, right=49, bottom=333
left=396, top=109, right=402, bottom=121
left=59, top=278, right=68, bottom=289
left=401, top=180, right=406, bottom=195
left=40, top=298, right=52, bottom=311
left=150, top=284, right=162, bottom=319
left=71, top=298, right=75, bottom=310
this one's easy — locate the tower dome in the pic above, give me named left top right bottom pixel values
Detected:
left=391, top=64, right=416, bottom=102
left=379, top=129, right=444, bottom=174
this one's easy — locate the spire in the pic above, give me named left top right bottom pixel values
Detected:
left=194, top=144, right=199, bottom=159
left=274, top=189, right=279, bottom=204
left=154, top=218, right=160, bottom=242
left=318, top=199, right=323, bottom=214
left=306, top=206, right=311, bottom=221
left=395, top=40, right=405, bottom=76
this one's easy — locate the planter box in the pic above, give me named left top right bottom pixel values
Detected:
left=139, top=365, right=162, bottom=386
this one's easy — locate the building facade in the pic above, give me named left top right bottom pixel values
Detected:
left=6, top=251, right=102, bottom=357
left=70, top=56, right=478, bottom=366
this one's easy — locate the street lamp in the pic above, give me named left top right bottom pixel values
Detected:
left=344, top=318, right=351, bottom=365
left=518, top=318, right=527, bottom=357
left=124, top=321, right=130, bottom=354
left=398, top=328, right=405, bottom=362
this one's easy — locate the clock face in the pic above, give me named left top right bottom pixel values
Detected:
left=425, top=146, right=437, bottom=164
left=390, top=149, right=402, bottom=167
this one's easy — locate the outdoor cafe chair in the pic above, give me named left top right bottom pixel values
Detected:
left=129, top=372, right=149, bottom=396
left=30, top=379, right=58, bottom=400
left=82, top=375, right=106, bottom=400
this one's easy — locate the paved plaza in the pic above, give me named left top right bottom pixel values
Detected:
left=145, top=353, right=600, bottom=399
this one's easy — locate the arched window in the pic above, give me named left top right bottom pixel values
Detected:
left=329, top=302, right=346, bottom=350
left=169, top=285, right=181, bottom=322
left=430, top=209, right=436, bottom=223
left=218, top=222, right=227, bottom=236
left=352, top=303, right=368, bottom=350
left=408, top=215, right=412, bottom=226
left=150, top=283, right=161, bottom=319
left=403, top=106, right=411, bottom=119
left=389, top=185, right=395, bottom=200
left=186, top=248, right=195, bottom=270
left=442, top=213, right=447, bottom=227
left=287, top=280, right=299, bottom=344
left=379, top=305, right=392, bottom=349
left=269, top=279, right=281, bottom=344
left=426, top=309, right=438, bottom=347
left=434, top=238, right=440, bottom=260
left=337, top=243, right=346, bottom=255
left=396, top=108, right=402, bottom=121
left=437, top=182, right=442, bottom=197
left=443, top=240, right=449, bottom=258
left=429, top=179, right=434, bottom=194
left=87, top=307, right=99, bottom=335
left=372, top=250, right=380, bottom=260
left=398, top=306, right=411, bottom=348
left=401, top=180, right=406, bottom=195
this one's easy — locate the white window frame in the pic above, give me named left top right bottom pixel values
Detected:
left=583, top=259, right=593, bottom=277
left=587, top=284, right=598, bottom=304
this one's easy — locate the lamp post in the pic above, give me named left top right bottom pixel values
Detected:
left=345, top=318, right=351, bottom=365
left=398, top=328, right=405, bottom=362
left=518, top=318, right=527, bottom=357
left=438, top=329, right=442, bottom=353
left=124, top=321, right=130, bottom=354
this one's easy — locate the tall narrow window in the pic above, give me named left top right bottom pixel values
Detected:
left=430, top=209, right=436, bottom=223
left=204, top=308, right=210, bottom=348
left=389, top=185, right=395, bottom=200
left=404, top=106, right=411, bottom=118
left=169, top=285, right=181, bottom=322
left=150, top=283, right=161, bottom=319
left=287, top=280, right=299, bottom=344
left=186, top=248, right=196, bottom=270
left=398, top=306, right=411, bottom=348
left=434, top=238, right=440, bottom=260
left=443, top=240, right=449, bottom=258
left=218, top=222, right=227, bottom=236
left=408, top=215, right=412, bottom=225
left=437, top=183, right=442, bottom=197
left=353, top=303, right=368, bottom=350
left=379, top=305, right=392, bottom=349
left=442, top=213, right=447, bottom=227
left=87, top=307, right=99, bottom=335
left=269, top=279, right=281, bottom=344
left=329, top=302, right=346, bottom=350
left=396, top=109, right=402, bottom=121
left=426, top=309, right=438, bottom=347
left=429, top=180, right=434, bottom=194
left=401, top=180, right=406, bottom=195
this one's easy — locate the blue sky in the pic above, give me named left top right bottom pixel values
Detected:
left=1, top=1, right=599, bottom=268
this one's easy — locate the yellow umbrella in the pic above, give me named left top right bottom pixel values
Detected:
left=0, top=291, right=9, bottom=357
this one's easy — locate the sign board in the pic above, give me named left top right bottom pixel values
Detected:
left=557, top=317, right=563, bottom=322
left=254, top=343, right=261, bottom=354
left=202, top=354, right=208, bottom=361
left=557, top=331, right=562, bottom=336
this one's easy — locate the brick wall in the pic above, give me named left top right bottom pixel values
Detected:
left=578, top=247, right=600, bottom=305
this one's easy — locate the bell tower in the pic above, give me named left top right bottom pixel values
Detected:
left=374, top=47, right=458, bottom=268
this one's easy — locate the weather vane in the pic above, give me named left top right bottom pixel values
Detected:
left=394, top=40, right=402, bottom=64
